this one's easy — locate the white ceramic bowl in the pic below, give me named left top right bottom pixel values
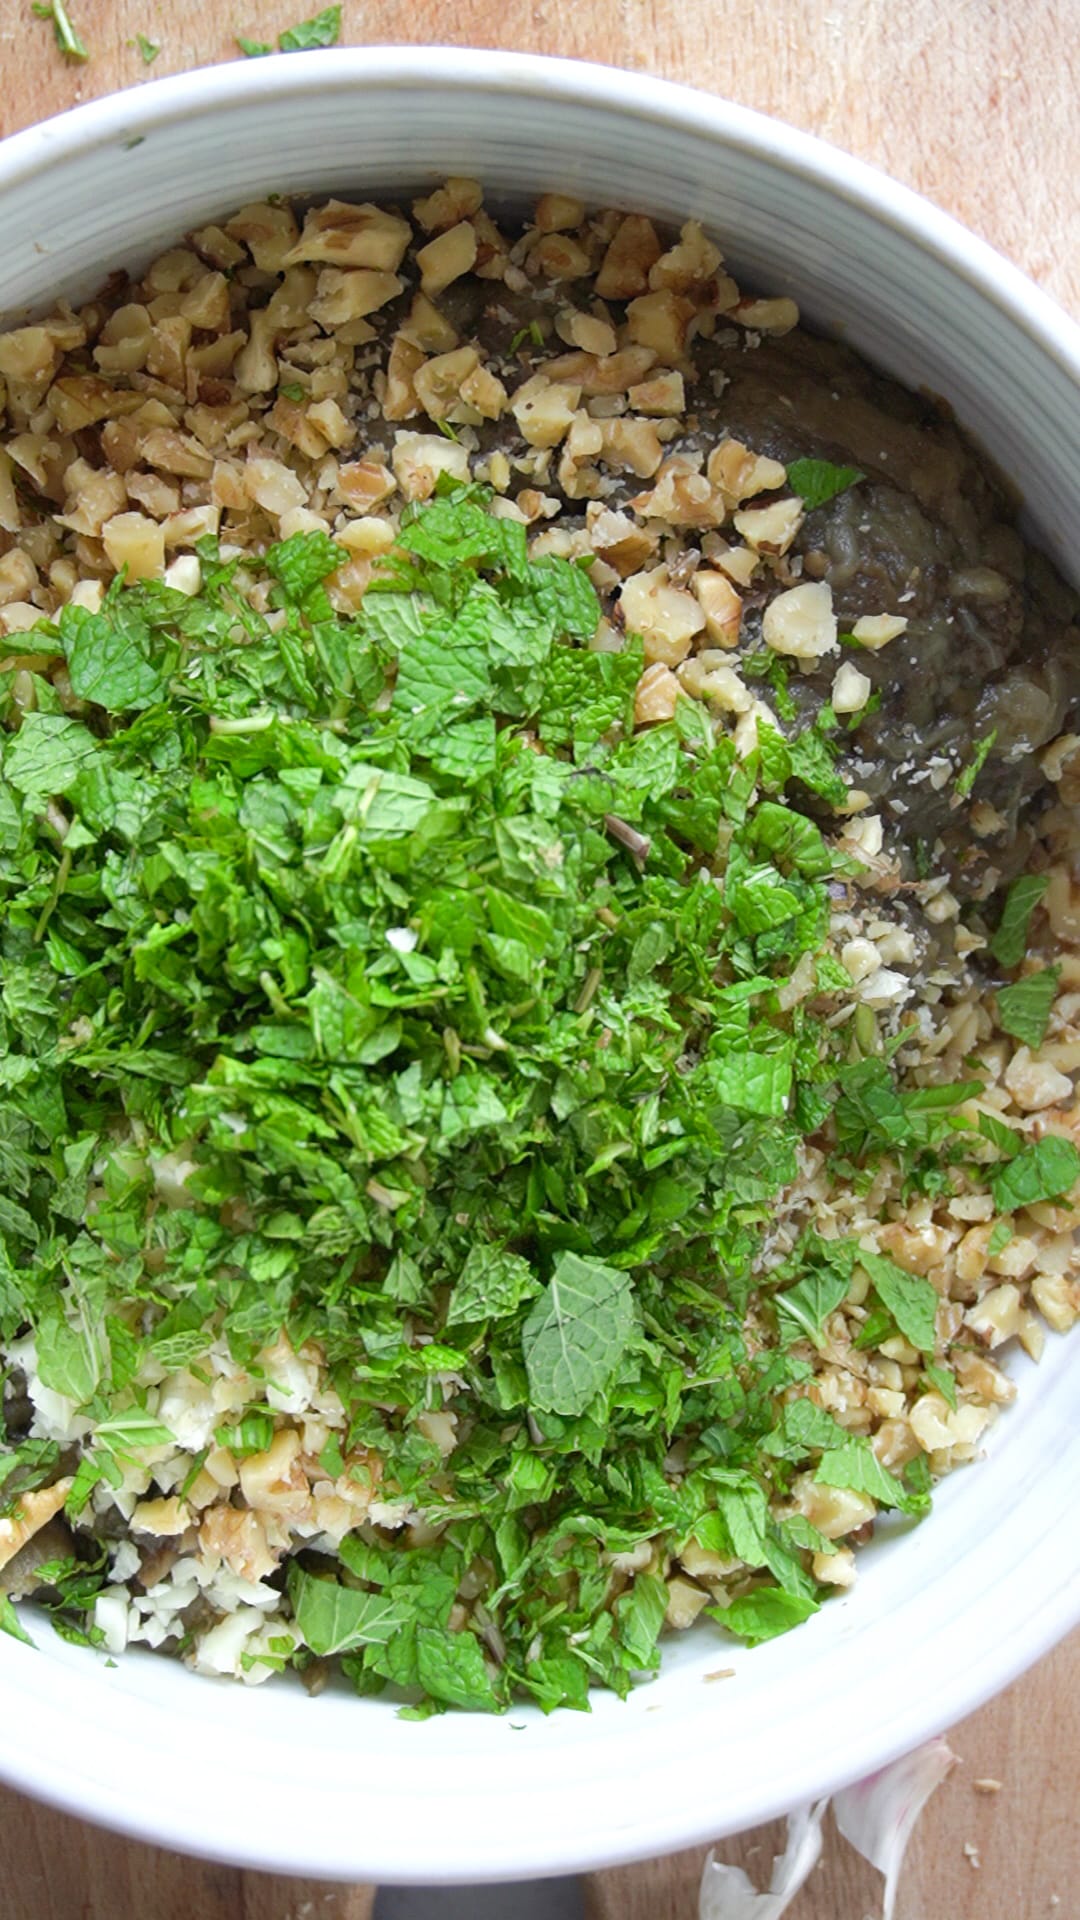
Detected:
left=1, top=47, right=1079, bottom=1886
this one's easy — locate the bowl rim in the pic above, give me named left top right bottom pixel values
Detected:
left=1, top=43, right=1079, bottom=1884
left=1, top=43, right=1079, bottom=370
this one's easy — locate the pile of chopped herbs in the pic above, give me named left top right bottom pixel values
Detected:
left=1, top=487, right=1076, bottom=1715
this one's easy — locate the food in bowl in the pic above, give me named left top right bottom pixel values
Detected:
left=0, top=180, right=1078, bottom=1717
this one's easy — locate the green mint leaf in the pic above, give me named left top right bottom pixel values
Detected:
left=996, top=966, right=1059, bottom=1050
left=774, top=1256, right=852, bottom=1347
left=289, top=1565, right=409, bottom=1655
left=0, top=1595, right=34, bottom=1646
left=33, top=1301, right=104, bottom=1404
left=834, top=1057, right=912, bottom=1156
left=858, top=1250, right=939, bottom=1353
left=522, top=1252, right=635, bottom=1417
left=710, top=1047, right=794, bottom=1119
left=991, top=1137, right=1080, bottom=1213
left=815, top=1436, right=917, bottom=1513
left=710, top=1585, right=819, bottom=1646
left=265, top=530, right=346, bottom=601
left=745, top=801, right=834, bottom=880
left=3, top=712, right=100, bottom=799
left=0, top=1438, right=62, bottom=1516
left=93, top=1410, right=174, bottom=1454
left=614, top=1570, right=667, bottom=1671
left=955, top=729, right=998, bottom=800
left=135, top=32, right=159, bottom=61
left=236, top=34, right=272, bottom=54
left=986, top=1220, right=1013, bottom=1258
left=423, top=716, right=497, bottom=786
left=924, top=1363, right=958, bottom=1410
left=977, top=1112, right=1020, bottom=1158
left=60, top=603, right=166, bottom=711
left=786, top=727, right=848, bottom=808
left=903, top=1080, right=984, bottom=1114
left=785, top=458, right=864, bottom=510
left=393, top=630, right=491, bottom=722
left=336, top=764, right=438, bottom=840
left=415, top=1625, right=499, bottom=1712
left=215, top=1413, right=276, bottom=1456
left=990, top=873, right=1049, bottom=968
left=278, top=4, right=341, bottom=49
left=446, top=1244, right=540, bottom=1326
left=761, top=1396, right=849, bottom=1458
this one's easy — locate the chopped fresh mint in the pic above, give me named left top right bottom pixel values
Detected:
left=0, top=490, right=1036, bottom=1714
left=237, top=8, right=341, bottom=54
left=990, top=874, right=1048, bottom=968
left=32, top=0, right=88, bottom=60
left=134, top=32, right=159, bottom=62
left=924, top=1363, right=958, bottom=1410
left=710, top=1586, right=818, bottom=1646
left=815, top=1437, right=920, bottom=1514
left=996, top=966, right=1059, bottom=1051
left=858, top=1251, right=938, bottom=1354
left=0, top=1595, right=33, bottom=1646
left=278, top=5, right=341, bottom=49
left=215, top=1413, right=275, bottom=1457
left=977, top=1112, right=1021, bottom=1158
left=955, top=729, right=998, bottom=799
left=522, top=1253, right=635, bottom=1417
left=986, top=1221, right=1013, bottom=1258
left=992, top=1137, right=1080, bottom=1213
left=289, top=1565, right=408, bottom=1655
left=509, top=320, right=545, bottom=354
left=785, top=459, right=864, bottom=511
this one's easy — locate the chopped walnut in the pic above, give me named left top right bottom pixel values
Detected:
left=733, top=496, right=805, bottom=555
left=552, top=311, right=614, bottom=358
left=534, top=192, right=587, bottom=233
left=285, top=199, right=411, bottom=272
left=620, top=564, right=706, bottom=666
left=762, top=580, right=838, bottom=664
left=625, top=289, right=695, bottom=362
left=594, top=214, right=662, bottom=299
left=528, top=233, right=593, bottom=281
left=586, top=504, right=660, bottom=576
left=383, top=334, right=427, bottom=421
left=634, top=661, right=682, bottom=724
left=692, top=568, right=743, bottom=646
left=412, top=176, right=484, bottom=233
left=413, top=345, right=481, bottom=421
left=648, top=220, right=723, bottom=293
left=598, top=416, right=664, bottom=478
left=309, top=268, right=403, bottom=328
left=627, top=370, right=685, bottom=416
left=852, top=612, right=908, bottom=649
left=416, top=220, right=478, bottom=296
left=225, top=200, right=301, bottom=271
left=544, top=345, right=657, bottom=395
left=399, top=291, right=459, bottom=355
left=511, top=375, right=582, bottom=449
left=391, top=430, right=471, bottom=500
left=707, top=439, right=787, bottom=507
left=730, top=295, right=799, bottom=334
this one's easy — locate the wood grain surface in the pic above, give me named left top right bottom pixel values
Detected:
left=0, top=5, right=1077, bottom=1917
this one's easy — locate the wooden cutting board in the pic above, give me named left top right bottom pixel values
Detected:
left=1, top=6, right=1077, bottom=1916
